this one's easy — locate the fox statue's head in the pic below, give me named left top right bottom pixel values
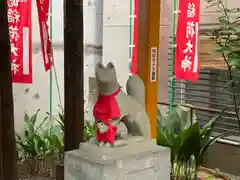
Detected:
left=95, top=62, right=119, bottom=95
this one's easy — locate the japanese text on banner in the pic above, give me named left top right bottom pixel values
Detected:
left=174, top=0, right=200, bottom=82
left=8, top=0, right=32, bottom=83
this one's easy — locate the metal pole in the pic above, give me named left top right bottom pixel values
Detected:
left=169, top=0, right=178, bottom=112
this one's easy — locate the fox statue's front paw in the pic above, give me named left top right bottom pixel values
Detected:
left=98, top=141, right=105, bottom=147
left=98, top=141, right=112, bottom=147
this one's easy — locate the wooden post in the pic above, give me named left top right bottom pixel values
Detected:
left=137, top=0, right=161, bottom=138
left=64, top=0, right=85, bottom=151
left=0, top=1, right=17, bottom=180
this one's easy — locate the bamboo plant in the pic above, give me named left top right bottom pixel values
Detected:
left=206, top=0, right=240, bottom=132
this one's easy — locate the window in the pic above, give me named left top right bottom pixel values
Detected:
left=166, top=29, right=240, bottom=137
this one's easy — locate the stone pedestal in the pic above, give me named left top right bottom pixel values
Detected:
left=64, top=140, right=170, bottom=180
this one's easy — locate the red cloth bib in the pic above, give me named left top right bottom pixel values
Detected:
left=93, top=87, right=121, bottom=144
left=93, top=87, right=121, bottom=123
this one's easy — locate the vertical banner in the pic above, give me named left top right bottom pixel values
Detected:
left=8, top=0, right=32, bottom=83
left=36, top=0, right=52, bottom=71
left=174, top=0, right=200, bottom=82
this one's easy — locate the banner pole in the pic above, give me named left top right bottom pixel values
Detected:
left=49, top=0, right=53, bottom=136
left=169, top=0, right=178, bottom=112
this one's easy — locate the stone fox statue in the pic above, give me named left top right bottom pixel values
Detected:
left=93, top=62, right=151, bottom=147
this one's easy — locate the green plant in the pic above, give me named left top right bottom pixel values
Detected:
left=46, top=105, right=96, bottom=142
left=15, top=109, right=49, bottom=161
left=56, top=105, right=64, bottom=132
left=45, top=105, right=64, bottom=132
left=44, top=107, right=64, bottom=157
left=157, top=106, right=226, bottom=180
left=206, top=0, right=240, bottom=131
left=44, top=134, right=64, bottom=155
left=16, top=109, right=64, bottom=162
left=84, top=122, right=95, bottom=141
left=16, top=105, right=96, bottom=162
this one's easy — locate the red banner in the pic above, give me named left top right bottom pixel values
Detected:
left=174, top=0, right=200, bottom=82
left=36, top=0, right=52, bottom=71
left=8, top=0, right=32, bottom=83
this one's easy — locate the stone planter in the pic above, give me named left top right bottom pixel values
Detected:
left=17, top=156, right=61, bottom=180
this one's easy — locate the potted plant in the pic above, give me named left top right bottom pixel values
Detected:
left=157, top=106, right=227, bottom=179
left=46, top=105, right=96, bottom=179
left=15, top=109, right=49, bottom=176
left=16, top=109, right=62, bottom=178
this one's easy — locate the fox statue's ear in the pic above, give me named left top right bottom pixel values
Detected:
left=106, top=62, right=115, bottom=69
left=95, top=62, right=104, bottom=71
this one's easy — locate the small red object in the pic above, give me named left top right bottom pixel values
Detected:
left=96, top=123, right=117, bottom=144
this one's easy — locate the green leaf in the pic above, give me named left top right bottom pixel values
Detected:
left=206, top=1, right=221, bottom=8
left=34, top=116, right=49, bottom=133
left=45, top=135, right=64, bottom=154
left=57, top=111, right=64, bottom=131
left=218, top=18, right=229, bottom=25
left=200, top=108, right=227, bottom=136
left=24, top=113, right=30, bottom=123
left=166, top=110, right=181, bottom=133
left=157, top=115, right=172, bottom=147
left=15, top=133, right=22, bottom=142
left=217, top=15, right=228, bottom=21
left=232, top=69, right=240, bottom=79
left=53, top=135, right=64, bottom=153
left=215, top=46, right=229, bottom=52
left=178, top=123, right=201, bottom=162
left=233, top=27, right=240, bottom=33
left=30, top=109, right=40, bottom=126
left=24, top=113, right=34, bottom=138
left=228, top=56, right=240, bottom=67
left=58, top=112, right=64, bottom=123
left=198, top=133, right=227, bottom=165
left=34, top=134, right=42, bottom=155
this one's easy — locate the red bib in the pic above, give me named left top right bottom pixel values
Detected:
left=93, top=88, right=121, bottom=144
left=93, top=88, right=121, bottom=123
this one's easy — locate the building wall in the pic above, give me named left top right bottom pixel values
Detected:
left=102, top=0, right=131, bottom=92
left=14, top=0, right=103, bottom=132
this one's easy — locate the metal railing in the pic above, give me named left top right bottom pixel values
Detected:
left=157, top=101, right=240, bottom=146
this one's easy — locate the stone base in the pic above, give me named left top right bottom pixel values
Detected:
left=64, top=140, right=170, bottom=180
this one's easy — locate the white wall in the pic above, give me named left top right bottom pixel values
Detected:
left=14, top=0, right=103, bottom=132
left=102, top=0, right=131, bottom=92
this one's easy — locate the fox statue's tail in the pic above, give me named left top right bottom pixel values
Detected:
left=126, top=75, right=151, bottom=138
left=126, top=75, right=145, bottom=108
